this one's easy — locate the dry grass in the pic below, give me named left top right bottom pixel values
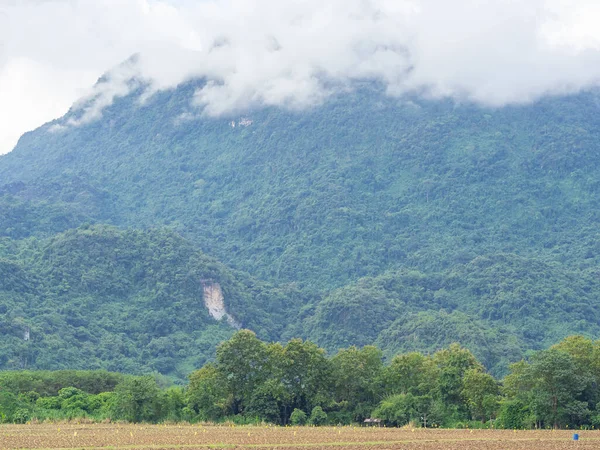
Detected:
left=0, top=423, right=596, bottom=449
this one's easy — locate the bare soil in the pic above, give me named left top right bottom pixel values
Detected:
left=0, top=423, right=594, bottom=449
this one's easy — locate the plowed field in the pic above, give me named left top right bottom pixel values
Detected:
left=0, top=424, right=595, bottom=449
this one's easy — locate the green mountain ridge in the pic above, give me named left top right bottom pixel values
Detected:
left=2, top=82, right=600, bottom=377
left=5, top=85, right=600, bottom=286
left=0, top=225, right=304, bottom=379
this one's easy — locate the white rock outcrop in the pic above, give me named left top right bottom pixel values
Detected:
left=203, top=282, right=241, bottom=329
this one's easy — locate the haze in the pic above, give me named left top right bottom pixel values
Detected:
left=2, top=0, right=600, bottom=154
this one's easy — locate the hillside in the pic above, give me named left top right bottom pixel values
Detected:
left=297, top=255, right=600, bottom=374
left=2, top=82, right=600, bottom=376
left=3, top=84, right=600, bottom=287
left=0, top=226, right=305, bottom=380
left=2, top=225, right=597, bottom=375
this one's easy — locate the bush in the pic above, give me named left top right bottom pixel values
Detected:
left=372, top=394, right=415, bottom=427
left=18, top=391, right=40, bottom=404
left=326, top=410, right=354, bottom=426
left=222, top=415, right=264, bottom=425
left=309, top=406, right=328, bottom=426
left=112, top=376, right=162, bottom=423
left=290, top=408, right=307, bottom=425
left=58, top=387, right=85, bottom=399
left=496, top=399, right=529, bottom=429
left=36, top=396, right=61, bottom=410
left=12, top=408, right=30, bottom=424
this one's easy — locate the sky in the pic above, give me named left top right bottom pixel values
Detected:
left=2, top=0, right=600, bottom=155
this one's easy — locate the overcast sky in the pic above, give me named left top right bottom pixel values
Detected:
left=2, top=0, right=600, bottom=155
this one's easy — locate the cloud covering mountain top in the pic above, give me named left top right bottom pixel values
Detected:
left=2, top=0, right=600, bottom=154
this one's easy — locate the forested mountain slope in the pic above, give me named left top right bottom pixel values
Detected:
left=2, top=82, right=600, bottom=376
left=0, top=177, right=118, bottom=240
left=296, top=255, right=600, bottom=374
left=3, top=84, right=600, bottom=287
left=1, top=225, right=597, bottom=376
left=0, top=226, right=305, bottom=380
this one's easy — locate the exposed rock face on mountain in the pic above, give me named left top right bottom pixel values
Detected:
left=203, top=281, right=241, bottom=329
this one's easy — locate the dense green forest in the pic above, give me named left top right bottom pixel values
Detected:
left=2, top=332, right=600, bottom=430
left=1, top=225, right=599, bottom=377
left=0, top=226, right=307, bottom=379
left=4, top=85, right=600, bottom=287
left=1, top=83, right=600, bottom=378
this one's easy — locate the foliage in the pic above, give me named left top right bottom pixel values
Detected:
left=216, top=330, right=271, bottom=414
left=5, top=86, right=600, bottom=289
left=3, top=86, right=600, bottom=384
left=497, top=399, right=530, bottom=429
left=331, top=346, right=383, bottom=422
left=187, top=364, right=228, bottom=420
left=372, top=393, right=416, bottom=427
left=0, top=226, right=304, bottom=380
left=462, top=369, right=499, bottom=421
left=290, top=408, right=308, bottom=425
left=112, top=376, right=162, bottom=423
left=309, top=406, right=328, bottom=426
left=0, top=334, right=599, bottom=428
left=504, top=347, right=592, bottom=429
left=0, top=370, right=125, bottom=396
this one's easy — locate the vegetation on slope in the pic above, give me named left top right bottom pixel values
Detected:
left=0, top=226, right=305, bottom=380
left=1, top=85, right=600, bottom=377
left=3, top=86, right=600, bottom=287
left=295, top=257, right=600, bottom=375
left=1, top=223, right=599, bottom=377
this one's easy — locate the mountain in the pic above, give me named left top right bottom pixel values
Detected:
left=0, top=225, right=306, bottom=380
left=2, top=80, right=600, bottom=376
left=297, top=255, right=600, bottom=374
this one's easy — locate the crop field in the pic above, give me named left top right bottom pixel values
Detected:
left=0, top=424, right=596, bottom=449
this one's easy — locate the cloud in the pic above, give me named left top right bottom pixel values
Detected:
left=2, top=0, right=600, bottom=154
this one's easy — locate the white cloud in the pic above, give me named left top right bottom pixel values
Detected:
left=0, top=57, right=98, bottom=154
left=2, top=0, right=600, bottom=154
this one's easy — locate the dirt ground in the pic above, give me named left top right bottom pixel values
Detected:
left=0, top=423, right=595, bottom=449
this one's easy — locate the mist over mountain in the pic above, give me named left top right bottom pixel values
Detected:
left=2, top=77, right=600, bottom=378
left=5, top=0, right=600, bottom=155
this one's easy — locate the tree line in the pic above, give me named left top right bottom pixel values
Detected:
left=1, top=331, right=599, bottom=428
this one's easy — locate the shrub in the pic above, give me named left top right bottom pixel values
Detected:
left=12, top=408, right=30, bottom=424
left=496, top=399, right=529, bottom=429
left=372, top=394, right=415, bottom=427
left=309, top=406, right=327, bottom=426
left=290, top=408, right=307, bottom=425
left=36, top=396, right=61, bottom=410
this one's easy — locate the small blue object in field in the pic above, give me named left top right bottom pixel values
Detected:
left=573, top=433, right=579, bottom=441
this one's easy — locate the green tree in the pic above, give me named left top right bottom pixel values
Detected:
left=246, top=378, right=289, bottom=424
left=433, top=344, right=483, bottom=417
left=309, top=405, right=328, bottom=426
left=502, top=360, right=533, bottom=399
left=112, top=376, right=162, bottom=423
left=383, top=352, right=440, bottom=397
left=0, top=390, right=22, bottom=423
left=331, top=346, right=383, bottom=421
left=552, top=336, right=600, bottom=412
left=503, top=349, right=591, bottom=429
left=290, top=408, right=308, bottom=425
left=462, top=369, right=499, bottom=422
left=373, top=393, right=415, bottom=426
left=278, top=339, right=332, bottom=418
left=162, top=386, right=186, bottom=422
left=216, top=330, right=270, bottom=414
left=497, top=399, right=530, bottom=429
left=528, top=349, right=590, bottom=428
left=187, top=364, right=228, bottom=420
